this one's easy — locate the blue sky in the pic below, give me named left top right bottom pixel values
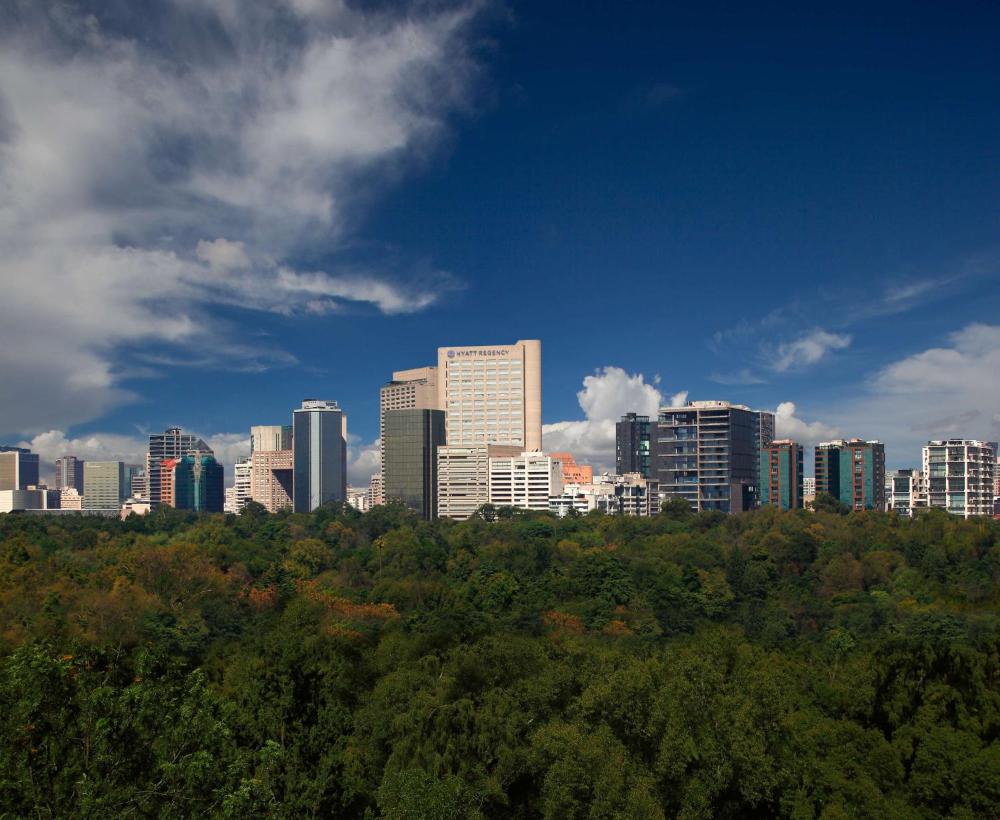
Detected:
left=1, top=1, right=998, bottom=480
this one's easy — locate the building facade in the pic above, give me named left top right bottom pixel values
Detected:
left=885, top=468, right=927, bottom=517
left=383, top=408, right=446, bottom=519
left=549, top=452, right=593, bottom=484
left=760, top=439, right=804, bottom=510
left=54, top=456, right=85, bottom=492
left=174, top=454, right=225, bottom=513
left=160, top=458, right=179, bottom=507
left=437, top=340, right=542, bottom=451
left=656, top=400, right=774, bottom=513
left=616, top=413, right=654, bottom=478
left=146, top=428, right=212, bottom=510
left=251, top=449, right=293, bottom=513
left=437, top=444, right=521, bottom=520
left=488, top=451, right=564, bottom=513
left=251, top=425, right=292, bottom=453
left=379, top=367, right=440, bottom=505
left=922, top=440, right=995, bottom=518
left=83, top=461, right=126, bottom=511
left=0, top=448, right=40, bottom=492
left=232, top=457, right=252, bottom=513
left=815, top=439, right=886, bottom=511
left=59, top=487, right=83, bottom=510
left=293, top=400, right=347, bottom=513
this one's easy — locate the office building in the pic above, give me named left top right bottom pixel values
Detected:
left=550, top=482, right=616, bottom=517
left=54, top=456, right=85, bottom=492
left=437, top=444, right=521, bottom=520
left=232, top=457, right=252, bottom=513
left=251, top=449, right=294, bottom=513
left=130, top=471, right=148, bottom=500
left=437, top=340, right=542, bottom=451
left=379, top=367, right=440, bottom=504
left=383, top=408, right=446, bottom=519
left=0, top=448, right=40, bottom=492
left=549, top=452, right=593, bottom=484
left=146, top=428, right=212, bottom=510
left=617, top=413, right=654, bottom=478
left=124, top=464, right=144, bottom=498
left=656, top=400, right=773, bottom=513
left=886, top=468, right=927, bottom=517
left=489, top=451, right=564, bottom=513
left=83, top=461, right=126, bottom=511
left=293, top=400, right=347, bottom=513
left=760, top=440, right=804, bottom=510
left=815, top=439, right=886, bottom=511
left=922, top=440, right=995, bottom=518
left=59, top=487, right=83, bottom=510
left=251, top=425, right=292, bottom=453
left=173, top=454, right=224, bottom=513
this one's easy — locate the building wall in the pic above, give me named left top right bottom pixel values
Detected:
left=0, top=450, right=40, bottom=492
left=437, top=444, right=522, bottom=520
left=378, top=367, right=439, bottom=505
left=437, top=340, right=542, bottom=451
left=549, top=452, right=593, bottom=484
left=251, top=425, right=292, bottom=453
left=383, top=408, right=446, bottom=519
left=293, top=401, right=347, bottom=513
left=174, top=455, right=224, bottom=513
left=489, top=451, right=564, bottom=512
left=760, top=440, right=804, bottom=510
left=616, top=414, right=653, bottom=478
left=815, top=439, right=886, bottom=511
left=922, top=440, right=995, bottom=518
left=251, top=449, right=293, bottom=512
left=233, top=457, right=252, bottom=512
left=83, top=461, right=125, bottom=511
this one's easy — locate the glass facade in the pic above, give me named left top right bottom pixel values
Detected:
left=616, top=413, right=653, bottom=478
left=383, top=409, right=446, bottom=519
left=293, top=401, right=347, bottom=513
left=173, top=455, right=224, bottom=513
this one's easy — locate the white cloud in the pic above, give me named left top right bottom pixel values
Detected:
left=543, top=367, right=674, bottom=472
left=347, top=436, right=381, bottom=487
left=0, top=2, right=486, bottom=437
left=774, top=402, right=841, bottom=449
left=768, top=329, right=852, bottom=373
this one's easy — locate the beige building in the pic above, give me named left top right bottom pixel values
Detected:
left=59, top=487, right=83, bottom=510
left=489, top=451, right=564, bottom=512
left=378, top=367, right=440, bottom=504
left=437, top=444, right=521, bottom=520
left=251, top=425, right=292, bottom=453
left=251, top=449, right=293, bottom=513
left=437, top=340, right=541, bottom=451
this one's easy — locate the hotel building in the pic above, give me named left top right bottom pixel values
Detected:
left=437, top=444, right=522, bottom=520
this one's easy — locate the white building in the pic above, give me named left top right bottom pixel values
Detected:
left=121, top=497, right=152, bottom=518
left=550, top=473, right=660, bottom=518
left=922, top=440, right=996, bottom=518
left=0, top=488, right=59, bottom=513
left=347, top=487, right=370, bottom=512
left=437, top=444, right=521, bottom=520
left=489, top=451, right=563, bottom=512
left=885, top=469, right=927, bottom=517
left=224, top=486, right=239, bottom=514
left=367, top=473, right=383, bottom=510
left=59, top=487, right=83, bottom=511
left=233, top=457, right=252, bottom=513
left=802, top=476, right=816, bottom=507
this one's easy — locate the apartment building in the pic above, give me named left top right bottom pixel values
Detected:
left=922, top=440, right=995, bottom=518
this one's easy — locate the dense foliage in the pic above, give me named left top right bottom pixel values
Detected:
left=0, top=500, right=998, bottom=818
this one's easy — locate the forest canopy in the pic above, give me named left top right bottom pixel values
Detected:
left=0, top=502, right=998, bottom=818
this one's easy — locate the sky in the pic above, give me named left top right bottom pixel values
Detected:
left=1, top=0, right=998, bottom=484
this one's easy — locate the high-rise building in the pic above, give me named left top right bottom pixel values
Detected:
left=616, top=413, right=654, bottom=478
left=656, top=400, right=772, bottom=513
left=549, top=452, right=593, bottom=484
left=146, top=428, right=212, bottom=510
left=83, top=461, right=126, bottom=511
left=489, top=451, right=564, bottom=513
left=437, top=444, right=522, bottom=520
left=130, top=471, right=148, bottom=500
left=760, top=439, right=804, bottom=510
left=383, top=408, right=446, bottom=519
left=293, top=400, right=347, bottom=513
left=0, top=448, right=40, bottom=492
left=437, top=340, right=542, bottom=451
left=251, top=425, right=292, bottom=453
left=379, top=367, right=440, bottom=505
left=814, top=439, right=886, bottom=511
left=922, top=440, right=995, bottom=518
left=232, top=457, right=252, bottom=513
left=173, top=454, right=224, bottom=512
left=251, top=450, right=294, bottom=513
left=54, top=456, right=85, bottom=492
left=886, top=468, right=927, bottom=517
left=160, top=458, right=180, bottom=507
left=124, top=464, right=144, bottom=498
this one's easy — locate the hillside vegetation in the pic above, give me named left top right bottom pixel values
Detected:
left=0, top=501, right=998, bottom=818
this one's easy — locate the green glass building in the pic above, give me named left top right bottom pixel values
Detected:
left=760, top=440, right=804, bottom=510
left=383, top=408, right=446, bottom=519
left=814, top=439, right=885, bottom=511
left=173, top=454, right=224, bottom=513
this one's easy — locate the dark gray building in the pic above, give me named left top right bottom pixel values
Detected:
left=657, top=400, right=775, bottom=513
left=293, top=400, right=347, bottom=513
left=383, top=408, right=446, bottom=519
left=616, top=413, right=654, bottom=478
left=54, top=456, right=85, bottom=492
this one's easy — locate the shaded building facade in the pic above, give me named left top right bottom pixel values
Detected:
left=616, top=413, right=654, bottom=478
left=815, top=439, right=886, bottom=511
left=0, top=448, right=40, bottom=492
left=383, top=408, right=446, bottom=518
left=293, top=400, right=347, bottom=513
left=173, top=454, right=224, bottom=512
left=83, top=461, right=125, bottom=511
left=760, top=439, right=804, bottom=510
left=146, top=428, right=211, bottom=510
left=54, top=456, right=85, bottom=493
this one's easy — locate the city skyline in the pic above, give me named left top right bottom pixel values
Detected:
left=1, top=2, right=999, bottom=483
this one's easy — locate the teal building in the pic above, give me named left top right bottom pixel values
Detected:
left=173, top=454, right=224, bottom=513
left=814, top=439, right=885, bottom=511
left=760, top=440, right=804, bottom=510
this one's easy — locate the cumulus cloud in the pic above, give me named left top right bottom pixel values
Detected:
left=774, top=402, right=841, bottom=449
left=767, top=329, right=852, bottom=373
left=347, top=436, right=381, bottom=487
left=543, top=367, right=674, bottom=472
left=0, top=1, right=486, bottom=437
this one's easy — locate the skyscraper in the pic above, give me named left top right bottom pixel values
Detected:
left=83, top=461, right=126, bottom=511
left=379, top=367, right=440, bottom=505
left=922, top=439, right=995, bottom=518
left=436, top=340, right=542, bottom=450
left=146, top=428, right=212, bottom=510
left=54, top=456, right=85, bottom=493
left=293, top=400, right=347, bottom=513
left=250, top=424, right=294, bottom=513
left=251, top=425, right=292, bottom=452
left=814, top=439, right=886, bottom=511
left=760, top=439, right=804, bottom=510
left=656, top=400, right=771, bottom=513
left=173, top=454, right=225, bottom=513
left=616, top=413, right=653, bottom=477
left=0, top=448, right=40, bottom=492
left=383, top=408, right=446, bottom=518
